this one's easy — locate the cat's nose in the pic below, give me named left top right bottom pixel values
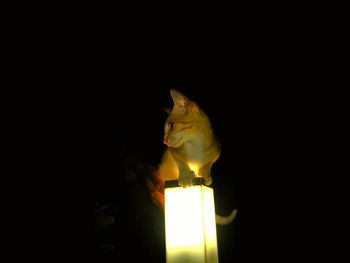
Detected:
left=163, top=138, right=168, bottom=144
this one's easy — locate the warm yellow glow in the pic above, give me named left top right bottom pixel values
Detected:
left=164, top=185, right=219, bottom=263
left=188, top=162, right=200, bottom=175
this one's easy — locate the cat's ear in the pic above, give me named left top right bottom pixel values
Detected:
left=164, top=107, right=172, bottom=114
left=170, top=89, right=189, bottom=113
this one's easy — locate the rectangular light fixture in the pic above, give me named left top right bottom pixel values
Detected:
left=164, top=178, right=219, bottom=263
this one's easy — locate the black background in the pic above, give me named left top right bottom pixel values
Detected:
left=12, top=34, right=333, bottom=260
left=12, top=58, right=331, bottom=262
left=9, top=60, right=333, bottom=262
left=5, top=9, right=340, bottom=261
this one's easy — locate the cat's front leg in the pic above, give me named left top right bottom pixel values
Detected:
left=198, top=163, right=213, bottom=186
left=176, top=161, right=195, bottom=188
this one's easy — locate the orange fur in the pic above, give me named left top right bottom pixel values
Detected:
left=160, top=89, right=220, bottom=186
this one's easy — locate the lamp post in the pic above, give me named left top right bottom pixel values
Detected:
left=164, top=178, right=219, bottom=263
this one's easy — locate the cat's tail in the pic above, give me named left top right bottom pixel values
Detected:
left=215, top=208, right=237, bottom=225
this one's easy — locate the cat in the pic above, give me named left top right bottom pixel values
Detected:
left=146, top=89, right=237, bottom=225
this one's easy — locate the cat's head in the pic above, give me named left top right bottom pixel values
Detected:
left=163, top=89, right=210, bottom=148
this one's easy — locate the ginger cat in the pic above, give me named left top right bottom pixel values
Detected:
left=147, top=89, right=237, bottom=225
left=159, top=89, right=220, bottom=187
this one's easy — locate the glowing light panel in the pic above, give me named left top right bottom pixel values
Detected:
left=164, top=184, right=219, bottom=263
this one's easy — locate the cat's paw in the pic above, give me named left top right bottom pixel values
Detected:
left=203, top=175, right=212, bottom=186
left=198, top=169, right=212, bottom=185
left=178, top=170, right=195, bottom=188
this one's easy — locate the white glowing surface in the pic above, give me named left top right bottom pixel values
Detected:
left=164, top=185, right=219, bottom=263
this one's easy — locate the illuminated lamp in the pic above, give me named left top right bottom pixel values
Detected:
left=164, top=178, right=219, bottom=263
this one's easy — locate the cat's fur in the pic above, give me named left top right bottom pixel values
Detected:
left=147, top=89, right=237, bottom=225
left=159, top=89, right=220, bottom=187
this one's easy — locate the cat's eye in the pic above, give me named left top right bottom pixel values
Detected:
left=168, top=122, right=174, bottom=129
